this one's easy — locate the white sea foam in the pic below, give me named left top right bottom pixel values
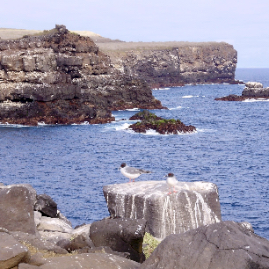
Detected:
left=37, top=121, right=47, bottom=126
left=152, top=87, right=171, bottom=91
left=0, top=123, right=29, bottom=128
left=115, top=123, right=132, bottom=131
left=169, top=106, right=182, bottom=110
left=126, top=108, right=140, bottom=111
left=182, top=95, right=199, bottom=98
left=196, top=128, right=217, bottom=133
left=243, top=98, right=269, bottom=102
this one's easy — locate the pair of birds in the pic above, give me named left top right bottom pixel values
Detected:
left=120, top=163, right=178, bottom=194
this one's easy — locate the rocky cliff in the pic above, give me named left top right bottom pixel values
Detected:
left=0, top=25, right=163, bottom=125
left=98, top=42, right=238, bottom=88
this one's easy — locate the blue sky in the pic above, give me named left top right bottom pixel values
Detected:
left=2, top=0, right=268, bottom=68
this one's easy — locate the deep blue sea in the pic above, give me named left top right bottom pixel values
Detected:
left=1, top=68, right=269, bottom=239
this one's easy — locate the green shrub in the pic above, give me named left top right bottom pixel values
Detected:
left=142, top=232, right=160, bottom=259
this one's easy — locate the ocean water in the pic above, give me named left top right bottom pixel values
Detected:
left=0, top=68, right=269, bottom=239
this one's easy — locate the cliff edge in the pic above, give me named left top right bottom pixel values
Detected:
left=98, top=41, right=238, bottom=88
left=0, top=25, right=163, bottom=125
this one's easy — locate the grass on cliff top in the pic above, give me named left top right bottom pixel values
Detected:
left=143, top=232, right=160, bottom=259
left=97, top=40, right=228, bottom=53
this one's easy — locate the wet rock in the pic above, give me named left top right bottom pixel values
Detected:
left=0, top=232, right=29, bottom=269
left=34, top=194, right=57, bottom=218
left=140, top=221, right=269, bottom=269
left=90, top=218, right=146, bottom=263
left=103, top=181, right=221, bottom=240
left=0, top=186, right=37, bottom=234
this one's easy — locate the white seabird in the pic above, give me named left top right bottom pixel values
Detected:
left=165, top=173, right=178, bottom=194
left=120, top=163, right=151, bottom=182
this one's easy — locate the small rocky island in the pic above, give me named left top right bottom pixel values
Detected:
left=215, top=82, right=269, bottom=101
left=128, top=110, right=196, bottom=134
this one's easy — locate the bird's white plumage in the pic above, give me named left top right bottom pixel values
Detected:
left=120, top=163, right=150, bottom=182
left=165, top=173, right=178, bottom=194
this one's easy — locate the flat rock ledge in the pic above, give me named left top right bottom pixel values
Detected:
left=103, top=180, right=221, bottom=240
left=215, top=81, right=269, bottom=101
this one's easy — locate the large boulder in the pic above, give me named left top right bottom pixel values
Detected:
left=103, top=181, right=221, bottom=239
left=90, top=218, right=146, bottom=263
left=0, top=185, right=37, bottom=234
left=0, top=232, right=29, bottom=269
left=140, top=221, right=269, bottom=269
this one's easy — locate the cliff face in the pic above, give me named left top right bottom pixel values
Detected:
left=98, top=42, right=238, bottom=88
left=0, top=25, right=163, bottom=125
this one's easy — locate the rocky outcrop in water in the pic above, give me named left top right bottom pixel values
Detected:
left=98, top=42, right=239, bottom=88
left=129, top=110, right=196, bottom=134
left=140, top=221, right=269, bottom=269
left=103, top=180, right=221, bottom=240
left=215, top=81, right=269, bottom=101
left=0, top=25, right=163, bottom=125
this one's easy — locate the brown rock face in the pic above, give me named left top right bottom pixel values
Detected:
left=98, top=42, right=238, bottom=88
left=0, top=186, right=37, bottom=234
left=0, top=25, right=163, bottom=125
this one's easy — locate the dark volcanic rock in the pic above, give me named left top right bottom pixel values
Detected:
left=216, top=81, right=269, bottom=101
left=34, top=194, right=57, bottom=218
left=98, top=42, right=239, bottom=88
left=140, top=221, right=269, bottom=269
left=0, top=25, right=163, bottom=125
left=129, top=110, right=196, bottom=134
left=90, top=218, right=146, bottom=263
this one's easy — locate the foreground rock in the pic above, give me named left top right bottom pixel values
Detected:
left=0, top=183, right=147, bottom=268
left=0, top=25, right=163, bottom=125
left=0, top=232, right=28, bottom=269
left=140, top=221, right=269, bottom=269
left=215, top=81, right=269, bottom=101
left=90, top=218, right=146, bottom=263
left=0, top=185, right=37, bottom=234
left=98, top=42, right=239, bottom=88
left=18, top=253, right=140, bottom=269
left=129, top=110, right=196, bottom=134
left=103, top=181, right=221, bottom=240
